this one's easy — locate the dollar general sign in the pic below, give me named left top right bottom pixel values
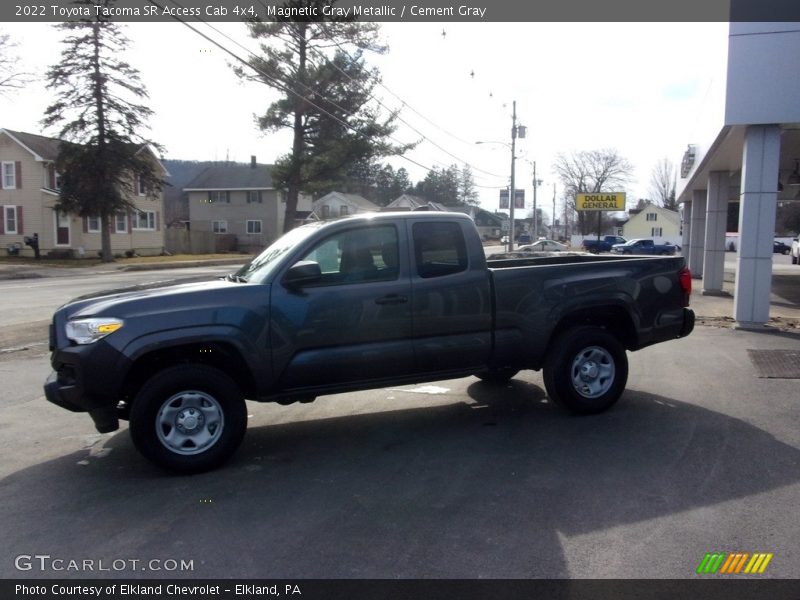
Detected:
left=576, top=193, right=626, bottom=211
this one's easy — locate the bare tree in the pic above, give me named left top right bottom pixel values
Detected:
left=0, top=32, right=33, bottom=95
left=553, top=148, right=634, bottom=235
left=649, top=157, right=678, bottom=210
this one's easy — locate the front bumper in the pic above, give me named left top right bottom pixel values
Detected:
left=43, top=342, right=126, bottom=434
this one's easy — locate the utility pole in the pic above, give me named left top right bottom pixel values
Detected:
left=509, top=100, right=517, bottom=252
left=532, top=161, right=538, bottom=241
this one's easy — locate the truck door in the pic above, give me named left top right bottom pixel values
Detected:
left=410, top=219, right=492, bottom=374
left=270, top=223, right=414, bottom=391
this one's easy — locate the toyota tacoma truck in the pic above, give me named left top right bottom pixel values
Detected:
left=45, top=212, right=694, bottom=472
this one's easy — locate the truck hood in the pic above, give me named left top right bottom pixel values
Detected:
left=60, top=279, right=262, bottom=320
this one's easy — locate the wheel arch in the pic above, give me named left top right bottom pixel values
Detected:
left=120, top=340, right=259, bottom=408
left=547, top=304, right=638, bottom=354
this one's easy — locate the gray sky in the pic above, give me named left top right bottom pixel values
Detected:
left=1, top=21, right=729, bottom=220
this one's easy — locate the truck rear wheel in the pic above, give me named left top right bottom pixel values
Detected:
left=543, top=326, right=628, bottom=414
left=129, top=365, right=247, bottom=473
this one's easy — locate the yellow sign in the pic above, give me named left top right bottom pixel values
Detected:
left=576, top=193, right=626, bottom=211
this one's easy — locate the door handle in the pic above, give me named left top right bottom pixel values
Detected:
left=375, top=294, right=408, bottom=305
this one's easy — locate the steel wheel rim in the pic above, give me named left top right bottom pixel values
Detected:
left=570, top=346, right=615, bottom=399
left=156, top=390, right=225, bottom=456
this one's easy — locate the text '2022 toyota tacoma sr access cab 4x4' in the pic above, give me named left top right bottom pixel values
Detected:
left=45, top=212, right=695, bottom=472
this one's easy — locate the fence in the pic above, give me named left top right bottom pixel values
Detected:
left=164, top=229, right=238, bottom=254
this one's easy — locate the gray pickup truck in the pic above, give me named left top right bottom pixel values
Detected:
left=45, top=212, right=694, bottom=472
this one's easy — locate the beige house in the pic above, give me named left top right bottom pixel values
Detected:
left=184, top=158, right=312, bottom=253
left=311, top=191, right=379, bottom=219
left=0, top=128, right=167, bottom=258
left=623, top=203, right=681, bottom=245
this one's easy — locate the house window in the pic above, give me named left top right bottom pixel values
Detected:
left=115, top=213, right=128, bottom=233
left=246, top=220, right=262, bottom=234
left=137, top=175, right=147, bottom=196
left=46, top=163, right=61, bottom=190
left=646, top=213, right=658, bottom=222
left=208, top=191, right=230, bottom=203
left=133, top=210, right=156, bottom=230
left=4, top=206, right=18, bottom=234
left=212, top=220, right=228, bottom=234
left=340, top=205, right=349, bottom=217
left=2, top=162, right=16, bottom=189
left=247, top=191, right=262, bottom=204
left=651, top=227, right=663, bottom=237
left=321, top=205, right=330, bottom=219
left=87, top=216, right=101, bottom=233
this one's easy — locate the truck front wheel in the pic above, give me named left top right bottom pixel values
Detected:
left=129, top=365, right=247, bottom=472
left=543, top=326, right=628, bottom=414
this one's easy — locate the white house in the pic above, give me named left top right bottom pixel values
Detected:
left=312, top=191, right=378, bottom=219
left=623, top=204, right=681, bottom=245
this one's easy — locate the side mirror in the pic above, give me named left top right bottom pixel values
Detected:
left=283, top=260, right=322, bottom=289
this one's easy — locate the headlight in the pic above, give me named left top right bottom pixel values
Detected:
left=65, top=318, right=124, bottom=345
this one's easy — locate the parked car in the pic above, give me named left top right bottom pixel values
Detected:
left=581, top=236, right=627, bottom=253
left=791, top=236, right=800, bottom=265
left=773, top=240, right=791, bottom=255
left=45, top=212, right=694, bottom=472
left=518, top=239, right=569, bottom=252
left=611, top=239, right=677, bottom=256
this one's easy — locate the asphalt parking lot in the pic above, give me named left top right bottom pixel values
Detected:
left=0, top=254, right=798, bottom=582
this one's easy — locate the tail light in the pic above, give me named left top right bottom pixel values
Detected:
left=679, top=267, right=692, bottom=307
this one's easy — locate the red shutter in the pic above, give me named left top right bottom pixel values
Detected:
left=17, top=206, right=23, bottom=235
left=0, top=208, right=4, bottom=234
left=156, top=211, right=160, bottom=231
left=48, top=164, right=56, bottom=189
left=15, top=162, right=21, bottom=189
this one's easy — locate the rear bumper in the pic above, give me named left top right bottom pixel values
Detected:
left=680, top=308, right=695, bottom=338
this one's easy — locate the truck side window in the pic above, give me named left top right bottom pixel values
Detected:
left=413, top=222, right=468, bottom=278
left=300, top=225, right=399, bottom=285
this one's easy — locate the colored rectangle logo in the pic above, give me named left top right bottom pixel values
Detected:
left=696, top=552, right=773, bottom=574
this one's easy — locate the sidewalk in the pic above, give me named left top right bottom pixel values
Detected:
left=0, top=256, right=248, bottom=280
left=689, top=270, right=800, bottom=331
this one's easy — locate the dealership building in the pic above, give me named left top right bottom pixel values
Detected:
left=677, top=22, right=800, bottom=328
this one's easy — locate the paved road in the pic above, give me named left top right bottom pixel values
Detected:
left=0, top=265, right=235, bottom=351
left=0, top=328, right=799, bottom=579
left=1, top=259, right=799, bottom=580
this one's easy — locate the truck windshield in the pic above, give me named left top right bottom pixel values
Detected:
left=234, top=222, right=325, bottom=283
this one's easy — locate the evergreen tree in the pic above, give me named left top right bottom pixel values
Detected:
left=42, top=1, right=163, bottom=262
left=236, top=3, right=413, bottom=232
left=458, top=165, right=479, bottom=205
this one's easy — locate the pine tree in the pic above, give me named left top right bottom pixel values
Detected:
left=236, top=2, right=413, bottom=232
left=42, top=2, right=163, bottom=262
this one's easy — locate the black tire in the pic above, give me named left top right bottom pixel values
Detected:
left=475, top=368, right=519, bottom=384
left=129, top=365, right=247, bottom=473
left=543, top=326, right=628, bottom=415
